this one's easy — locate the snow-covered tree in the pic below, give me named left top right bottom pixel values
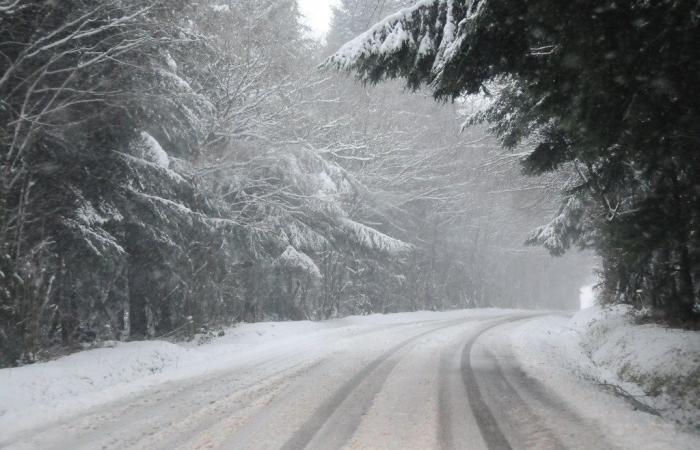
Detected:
left=316, top=1, right=594, bottom=312
left=327, top=0, right=700, bottom=321
left=0, top=0, right=600, bottom=368
left=0, top=0, right=224, bottom=361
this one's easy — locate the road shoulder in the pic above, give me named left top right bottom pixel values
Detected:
left=508, top=314, right=700, bottom=449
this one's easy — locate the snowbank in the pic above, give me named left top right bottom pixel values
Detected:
left=573, top=305, right=700, bottom=426
left=513, top=306, right=700, bottom=429
left=0, top=340, right=187, bottom=416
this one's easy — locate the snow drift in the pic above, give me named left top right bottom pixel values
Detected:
left=514, top=305, right=700, bottom=428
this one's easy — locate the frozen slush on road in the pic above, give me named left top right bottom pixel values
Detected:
left=1, top=308, right=698, bottom=449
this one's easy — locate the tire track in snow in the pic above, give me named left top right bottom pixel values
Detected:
left=474, top=323, right=614, bottom=450
left=459, top=316, right=537, bottom=450
left=459, top=315, right=614, bottom=450
left=437, top=328, right=486, bottom=450
left=472, top=347, right=564, bottom=449
left=152, top=321, right=443, bottom=450
left=140, top=320, right=450, bottom=450
left=6, top=322, right=435, bottom=450
left=280, top=318, right=482, bottom=450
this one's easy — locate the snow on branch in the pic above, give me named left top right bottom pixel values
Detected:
left=325, top=0, right=487, bottom=94
left=64, top=220, right=126, bottom=256
left=327, top=0, right=439, bottom=72
left=526, top=195, right=588, bottom=256
left=118, top=152, right=184, bottom=184
left=137, top=132, right=169, bottom=169
left=339, top=218, right=412, bottom=256
left=0, top=0, right=21, bottom=14
left=283, top=220, right=329, bottom=253
left=275, top=245, right=321, bottom=279
left=65, top=201, right=126, bottom=256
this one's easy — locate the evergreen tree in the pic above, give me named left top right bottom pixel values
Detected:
left=0, top=0, right=220, bottom=362
left=326, top=0, right=411, bottom=53
left=327, top=0, right=700, bottom=321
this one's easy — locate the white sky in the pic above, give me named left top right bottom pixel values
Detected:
left=579, top=285, right=595, bottom=309
left=299, top=0, right=339, bottom=39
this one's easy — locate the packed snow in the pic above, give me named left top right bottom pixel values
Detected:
left=0, top=309, right=503, bottom=441
left=1, top=308, right=698, bottom=448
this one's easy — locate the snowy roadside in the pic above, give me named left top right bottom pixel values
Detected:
left=510, top=306, right=700, bottom=431
left=0, top=309, right=503, bottom=440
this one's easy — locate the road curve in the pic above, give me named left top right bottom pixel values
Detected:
left=3, top=312, right=621, bottom=449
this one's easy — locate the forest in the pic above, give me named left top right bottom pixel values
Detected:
left=327, top=0, right=700, bottom=322
left=6, top=0, right=672, bottom=368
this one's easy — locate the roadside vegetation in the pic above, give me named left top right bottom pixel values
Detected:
left=327, top=0, right=700, bottom=324
left=0, top=0, right=590, bottom=367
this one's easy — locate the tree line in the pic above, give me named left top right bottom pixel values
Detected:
left=327, top=0, right=700, bottom=322
left=0, top=0, right=591, bottom=367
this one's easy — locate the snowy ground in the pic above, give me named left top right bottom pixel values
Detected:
left=511, top=305, right=700, bottom=429
left=1, top=308, right=699, bottom=449
left=0, top=309, right=506, bottom=441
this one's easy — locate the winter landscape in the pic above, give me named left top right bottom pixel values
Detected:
left=1, top=1, right=699, bottom=449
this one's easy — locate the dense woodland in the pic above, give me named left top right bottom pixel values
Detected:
left=1, top=0, right=595, bottom=367
left=329, top=0, right=700, bottom=323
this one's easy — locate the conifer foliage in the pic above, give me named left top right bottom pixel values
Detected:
left=327, top=0, right=700, bottom=321
left=0, top=0, right=418, bottom=366
left=0, top=0, right=208, bottom=365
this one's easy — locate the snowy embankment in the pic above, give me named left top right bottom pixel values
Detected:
left=0, top=309, right=501, bottom=440
left=511, top=305, right=700, bottom=429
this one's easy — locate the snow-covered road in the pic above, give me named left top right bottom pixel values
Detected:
left=2, top=310, right=698, bottom=449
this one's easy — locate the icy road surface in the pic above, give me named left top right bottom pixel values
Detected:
left=2, top=310, right=698, bottom=449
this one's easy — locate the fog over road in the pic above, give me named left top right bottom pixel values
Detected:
left=2, top=311, right=693, bottom=450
